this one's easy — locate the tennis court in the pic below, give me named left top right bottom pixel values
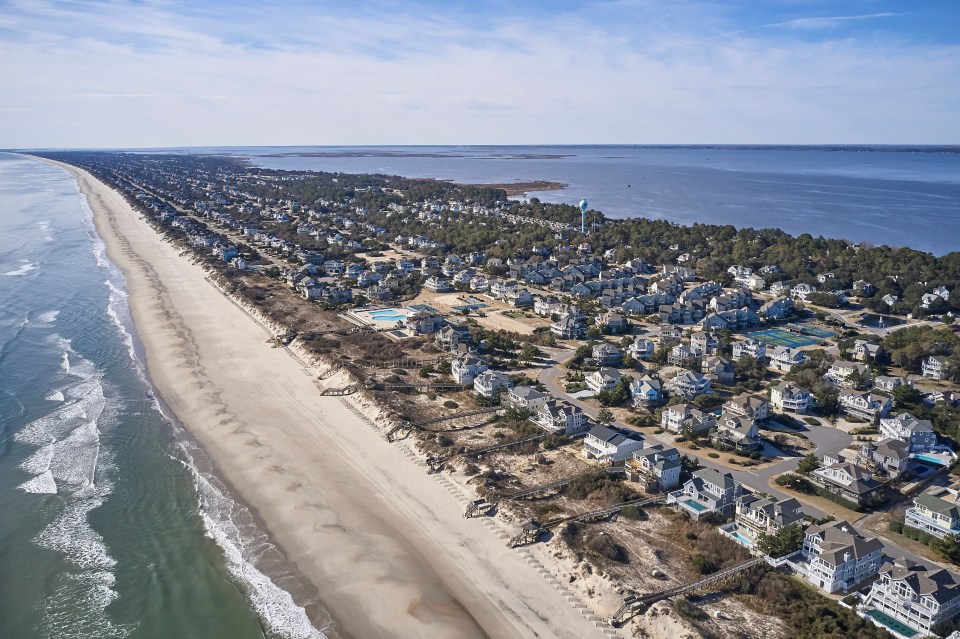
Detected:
left=751, top=329, right=819, bottom=348
left=792, top=324, right=837, bottom=339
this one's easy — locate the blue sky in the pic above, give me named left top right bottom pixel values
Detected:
left=1, top=0, right=958, bottom=147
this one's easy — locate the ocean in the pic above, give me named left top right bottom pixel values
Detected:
left=211, top=145, right=960, bottom=256
left=0, top=155, right=326, bottom=639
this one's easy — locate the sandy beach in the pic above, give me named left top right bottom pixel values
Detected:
left=53, top=160, right=608, bottom=639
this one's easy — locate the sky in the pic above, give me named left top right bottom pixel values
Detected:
left=1, top=0, right=959, bottom=147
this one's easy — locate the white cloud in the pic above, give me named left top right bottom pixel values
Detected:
left=0, top=2, right=956, bottom=147
left=768, top=12, right=902, bottom=30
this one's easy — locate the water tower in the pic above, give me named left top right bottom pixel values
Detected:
left=579, top=199, right=588, bottom=234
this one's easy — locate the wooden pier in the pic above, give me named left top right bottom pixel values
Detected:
left=607, top=557, right=764, bottom=627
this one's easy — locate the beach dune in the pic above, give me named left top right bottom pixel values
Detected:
left=58, top=161, right=603, bottom=639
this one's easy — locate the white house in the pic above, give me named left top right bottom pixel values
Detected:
left=713, top=414, right=762, bottom=452
left=583, top=425, right=644, bottom=463
left=474, top=370, right=513, bottom=398
left=770, top=382, right=812, bottom=414
left=723, top=392, right=770, bottom=421
left=502, top=386, right=549, bottom=413
left=629, top=375, right=662, bottom=408
left=769, top=346, right=805, bottom=372
left=734, top=494, right=806, bottom=544
left=660, top=403, right=716, bottom=434
left=670, top=468, right=741, bottom=519
left=923, top=355, right=950, bottom=380
left=732, top=338, right=767, bottom=361
left=535, top=400, right=589, bottom=435
left=838, top=390, right=892, bottom=424
left=825, top=360, right=871, bottom=388
left=667, top=370, right=711, bottom=399
left=586, top=367, right=622, bottom=393
left=627, top=445, right=682, bottom=491
left=799, top=521, right=883, bottom=594
left=628, top=337, right=656, bottom=361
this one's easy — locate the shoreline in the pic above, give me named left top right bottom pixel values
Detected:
left=44, top=159, right=607, bottom=638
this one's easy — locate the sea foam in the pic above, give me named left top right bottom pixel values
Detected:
left=3, top=260, right=39, bottom=277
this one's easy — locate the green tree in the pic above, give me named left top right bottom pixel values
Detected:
left=756, top=523, right=805, bottom=558
left=597, top=408, right=614, bottom=425
left=797, top=454, right=821, bottom=474
left=814, top=387, right=839, bottom=416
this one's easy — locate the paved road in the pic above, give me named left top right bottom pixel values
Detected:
left=537, top=347, right=852, bottom=519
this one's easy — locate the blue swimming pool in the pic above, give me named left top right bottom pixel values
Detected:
left=732, top=531, right=753, bottom=546
left=369, top=310, right=407, bottom=322
left=682, top=499, right=708, bottom=512
left=915, top=454, right=949, bottom=466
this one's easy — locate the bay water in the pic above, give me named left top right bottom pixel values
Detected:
left=232, top=145, right=960, bottom=256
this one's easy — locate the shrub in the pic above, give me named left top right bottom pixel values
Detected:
left=443, top=400, right=459, bottom=409
left=585, top=533, right=629, bottom=563
left=708, top=452, right=720, bottom=458
left=889, top=521, right=904, bottom=534
left=674, top=598, right=707, bottom=620
left=690, top=553, right=717, bottom=575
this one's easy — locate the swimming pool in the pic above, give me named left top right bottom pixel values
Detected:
left=682, top=499, right=708, bottom=512
left=914, top=454, right=950, bottom=466
left=369, top=310, right=408, bottom=322
left=731, top=531, right=753, bottom=546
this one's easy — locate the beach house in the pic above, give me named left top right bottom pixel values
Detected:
left=798, top=521, right=883, bottom=593
left=535, top=400, right=589, bottom=435
left=879, top=413, right=939, bottom=453
left=713, top=414, right=762, bottom=452
left=922, top=355, right=950, bottom=381
left=906, top=487, right=960, bottom=540
left=732, top=338, right=766, bottom=361
left=733, top=494, right=806, bottom=545
left=629, top=375, right=662, bottom=408
left=769, top=382, right=812, bottom=414
left=451, top=354, right=488, bottom=385
left=667, top=369, right=711, bottom=399
left=769, top=346, right=805, bottom=372
left=627, top=445, right=682, bottom=492
left=722, top=392, right=770, bottom=421
left=586, top=367, right=622, bottom=394
left=473, top=370, right=512, bottom=399
left=838, top=390, right=892, bottom=424
left=860, top=557, right=960, bottom=638
left=811, top=453, right=884, bottom=506
left=627, top=337, right=656, bottom=361
left=671, top=468, right=741, bottom=519
left=502, top=386, right=549, bottom=413
left=582, top=425, right=644, bottom=463
left=660, top=403, right=716, bottom=434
